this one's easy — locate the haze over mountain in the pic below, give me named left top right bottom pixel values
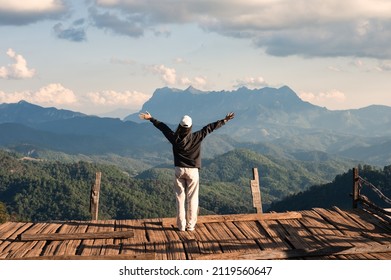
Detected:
left=1, top=85, right=391, bottom=166
left=126, top=86, right=391, bottom=141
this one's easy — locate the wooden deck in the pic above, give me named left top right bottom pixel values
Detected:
left=1, top=207, right=390, bottom=260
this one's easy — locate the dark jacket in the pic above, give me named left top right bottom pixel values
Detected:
left=150, top=118, right=226, bottom=168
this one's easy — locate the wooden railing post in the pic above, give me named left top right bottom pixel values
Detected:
left=352, top=167, right=359, bottom=209
left=90, top=172, right=101, bottom=220
left=250, top=168, right=263, bottom=213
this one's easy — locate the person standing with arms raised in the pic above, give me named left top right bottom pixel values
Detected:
left=139, top=111, right=235, bottom=231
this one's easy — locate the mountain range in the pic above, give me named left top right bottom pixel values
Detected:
left=1, top=85, right=390, bottom=167
left=1, top=86, right=391, bottom=218
left=125, top=86, right=391, bottom=166
left=126, top=86, right=391, bottom=140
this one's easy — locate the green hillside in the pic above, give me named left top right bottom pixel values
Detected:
left=0, top=150, right=177, bottom=222
left=0, top=148, right=357, bottom=222
left=269, top=165, right=391, bottom=211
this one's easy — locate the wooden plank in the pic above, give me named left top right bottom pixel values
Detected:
left=258, top=220, right=292, bottom=249
left=300, top=210, right=339, bottom=236
left=0, top=222, right=33, bottom=240
left=205, top=222, right=237, bottom=240
left=59, top=222, right=89, bottom=256
left=40, top=222, right=81, bottom=256
left=312, top=208, right=387, bottom=252
left=223, top=221, right=261, bottom=254
left=19, top=229, right=134, bottom=241
left=320, top=208, right=365, bottom=236
left=5, top=223, right=61, bottom=259
left=332, top=207, right=391, bottom=247
left=232, top=220, right=277, bottom=251
left=120, top=219, right=147, bottom=256
left=162, top=225, right=186, bottom=260
left=99, top=220, right=120, bottom=256
left=194, top=243, right=391, bottom=260
left=278, top=218, right=324, bottom=251
left=162, top=212, right=302, bottom=226
left=356, top=208, right=391, bottom=232
left=23, top=223, right=63, bottom=258
left=79, top=220, right=108, bottom=256
left=302, top=210, right=358, bottom=249
left=203, top=222, right=242, bottom=256
left=0, top=222, right=17, bottom=234
left=0, top=223, right=33, bottom=257
left=333, top=207, right=376, bottom=231
left=233, top=220, right=266, bottom=239
left=182, top=239, right=200, bottom=260
left=3, top=223, right=47, bottom=259
left=144, top=219, right=169, bottom=260
left=90, top=220, right=116, bottom=256
left=250, top=168, right=262, bottom=213
left=9, top=253, right=156, bottom=260
left=352, top=167, right=359, bottom=208
left=193, top=223, right=222, bottom=255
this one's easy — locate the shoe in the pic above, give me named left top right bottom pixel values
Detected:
left=186, top=227, right=195, bottom=231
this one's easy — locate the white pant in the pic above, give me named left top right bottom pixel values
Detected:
left=174, top=167, right=199, bottom=231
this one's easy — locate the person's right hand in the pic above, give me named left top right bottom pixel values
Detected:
left=224, top=112, right=235, bottom=122
left=139, top=111, right=152, bottom=120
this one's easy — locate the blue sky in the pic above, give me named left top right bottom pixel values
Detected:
left=1, top=0, right=391, bottom=117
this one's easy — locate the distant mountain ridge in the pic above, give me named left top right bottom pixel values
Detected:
left=1, top=85, right=391, bottom=166
left=125, top=86, right=391, bottom=141
left=0, top=100, right=85, bottom=125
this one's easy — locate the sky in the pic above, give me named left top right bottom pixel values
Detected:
left=0, top=0, right=391, bottom=117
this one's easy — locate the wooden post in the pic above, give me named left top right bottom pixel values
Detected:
left=352, top=167, right=359, bottom=209
left=250, top=168, right=263, bottom=213
left=90, top=172, right=101, bottom=220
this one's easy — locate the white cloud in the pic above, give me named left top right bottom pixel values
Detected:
left=0, top=84, right=150, bottom=114
left=327, top=66, right=342, bottom=72
left=148, top=64, right=209, bottom=89
left=0, top=48, right=36, bottom=79
left=179, top=76, right=207, bottom=88
left=0, top=0, right=64, bottom=12
left=174, top=57, right=187, bottom=64
left=0, top=83, right=77, bottom=106
left=0, top=0, right=68, bottom=25
left=233, top=76, right=268, bottom=89
left=86, top=90, right=150, bottom=110
left=299, top=90, right=347, bottom=109
left=150, top=64, right=177, bottom=85
left=35, top=83, right=77, bottom=105
left=377, top=61, right=391, bottom=71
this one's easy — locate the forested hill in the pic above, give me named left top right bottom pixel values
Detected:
left=0, top=150, right=176, bottom=222
left=269, top=165, right=391, bottom=212
left=0, top=148, right=357, bottom=223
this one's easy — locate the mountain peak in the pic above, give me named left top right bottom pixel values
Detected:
left=185, top=85, right=204, bottom=94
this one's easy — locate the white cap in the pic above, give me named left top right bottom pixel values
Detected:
left=180, top=115, right=192, bottom=128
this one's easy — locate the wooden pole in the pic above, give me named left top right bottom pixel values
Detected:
left=250, top=168, right=263, bottom=213
left=90, top=172, right=101, bottom=220
left=352, top=167, right=359, bottom=209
